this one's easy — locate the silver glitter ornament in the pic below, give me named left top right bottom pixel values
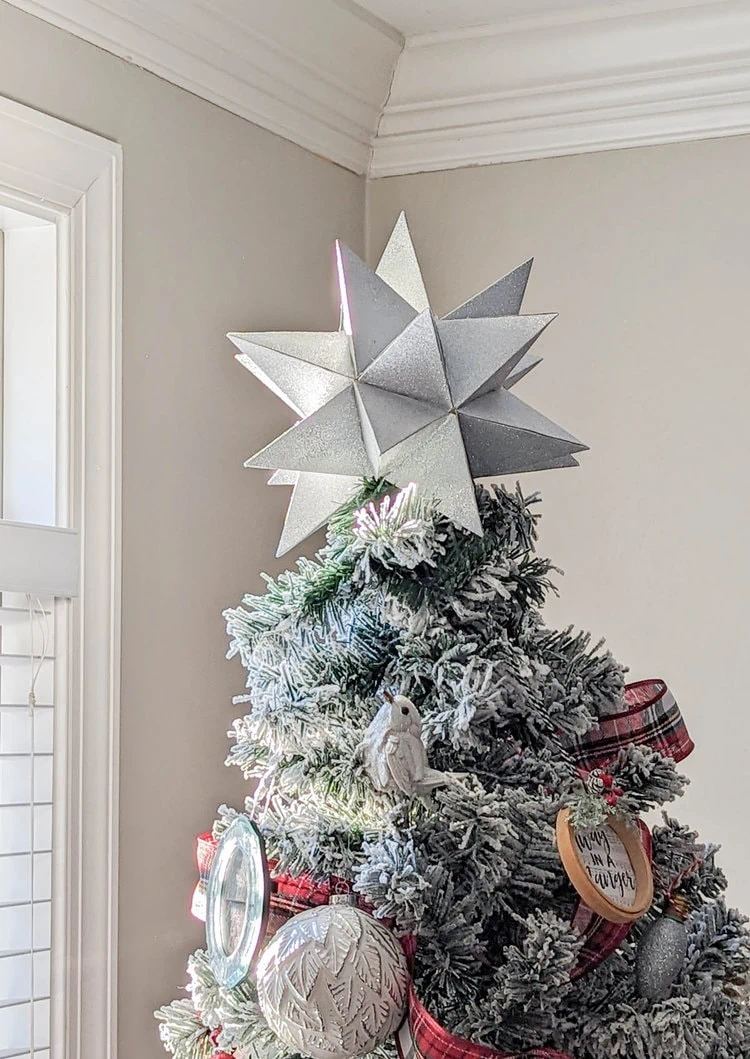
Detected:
left=255, top=894, right=409, bottom=1059
left=636, top=893, right=689, bottom=999
left=229, top=212, right=587, bottom=556
left=360, top=693, right=452, bottom=796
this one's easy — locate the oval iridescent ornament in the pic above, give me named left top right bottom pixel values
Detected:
left=206, top=815, right=270, bottom=988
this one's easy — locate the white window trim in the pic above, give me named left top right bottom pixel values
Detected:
left=0, top=96, right=122, bottom=1058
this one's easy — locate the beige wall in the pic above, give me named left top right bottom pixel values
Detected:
left=368, top=137, right=750, bottom=906
left=0, top=3, right=364, bottom=1056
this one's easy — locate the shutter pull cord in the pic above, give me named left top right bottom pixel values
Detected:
left=26, top=593, right=50, bottom=709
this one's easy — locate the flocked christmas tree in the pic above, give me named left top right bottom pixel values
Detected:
left=156, top=216, right=750, bottom=1059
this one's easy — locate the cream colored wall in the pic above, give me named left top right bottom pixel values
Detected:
left=0, top=3, right=364, bottom=1056
left=367, top=136, right=750, bottom=906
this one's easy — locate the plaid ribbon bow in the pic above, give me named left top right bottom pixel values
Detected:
left=566, top=679, right=694, bottom=770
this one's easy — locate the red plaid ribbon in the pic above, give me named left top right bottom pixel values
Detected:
left=191, top=832, right=217, bottom=921
left=566, top=679, right=693, bottom=770
left=570, top=820, right=652, bottom=979
left=266, top=866, right=357, bottom=938
left=396, top=984, right=573, bottom=1059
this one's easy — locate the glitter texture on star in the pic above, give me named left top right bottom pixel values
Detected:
left=229, top=213, right=586, bottom=556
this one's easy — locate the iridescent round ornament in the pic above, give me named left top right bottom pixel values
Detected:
left=636, top=893, right=689, bottom=999
left=206, top=815, right=270, bottom=988
left=256, top=893, right=409, bottom=1059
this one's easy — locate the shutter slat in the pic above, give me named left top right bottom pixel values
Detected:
left=0, top=656, right=54, bottom=668
left=2, top=1053, right=50, bottom=1059
left=0, top=998, right=49, bottom=1011
left=0, top=802, right=52, bottom=809
left=0, top=522, right=78, bottom=597
left=0, top=950, right=50, bottom=958
left=0, top=902, right=48, bottom=911
left=0, top=755, right=53, bottom=761
left=0, top=609, right=50, bottom=628
left=0, top=851, right=52, bottom=859
left=0, top=706, right=54, bottom=713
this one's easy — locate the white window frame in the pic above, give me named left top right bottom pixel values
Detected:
left=0, top=96, right=122, bottom=1058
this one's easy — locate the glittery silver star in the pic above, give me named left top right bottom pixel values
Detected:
left=229, top=213, right=586, bottom=556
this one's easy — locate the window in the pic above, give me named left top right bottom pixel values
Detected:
left=0, top=98, right=121, bottom=1059
left=0, top=205, right=60, bottom=1059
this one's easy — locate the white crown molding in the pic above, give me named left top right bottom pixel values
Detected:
left=370, top=0, right=750, bottom=176
left=5, top=0, right=750, bottom=177
left=3, top=0, right=403, bottom=175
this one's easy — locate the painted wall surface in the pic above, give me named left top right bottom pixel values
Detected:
left=0, top=3, right=364, bottom=1055
left=367, top=136, right=750, bottom=906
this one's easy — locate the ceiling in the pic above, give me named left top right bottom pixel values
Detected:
left=351, top=0, right=583, bottom=35
left=351, top=0, right=728, bottom=35
left=5, top=0, right=750, bottom=177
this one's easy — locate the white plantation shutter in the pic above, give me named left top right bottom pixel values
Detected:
left=0, top=595, right=56, bottom=1059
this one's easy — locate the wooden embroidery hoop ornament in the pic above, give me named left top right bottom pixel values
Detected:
left=556, top=807, right=653, bottom=924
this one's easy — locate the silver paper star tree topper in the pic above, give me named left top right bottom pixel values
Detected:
left=229, top=213, right=587, bottom=556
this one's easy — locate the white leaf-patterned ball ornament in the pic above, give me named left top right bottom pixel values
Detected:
left=256, top=895, right=409, bottom=1059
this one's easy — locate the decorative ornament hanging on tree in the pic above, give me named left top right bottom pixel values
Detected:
left=205, top=815, right=270, bottom=988
left=636, top=892, right=690, bottom=999
left=556, top=807, right=653, bottom=924
left=359, top=692, right=453, bottom=796
left=584, top=767, right=624, bottom=808
left=566, top=765, right=627, bottom=832
left=229, top=212, right=587, bottom=555
left=255, top=893, right=409, bottom=1059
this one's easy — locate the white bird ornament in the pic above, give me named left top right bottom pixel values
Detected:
left=360, top=692, right=452, bottom=797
